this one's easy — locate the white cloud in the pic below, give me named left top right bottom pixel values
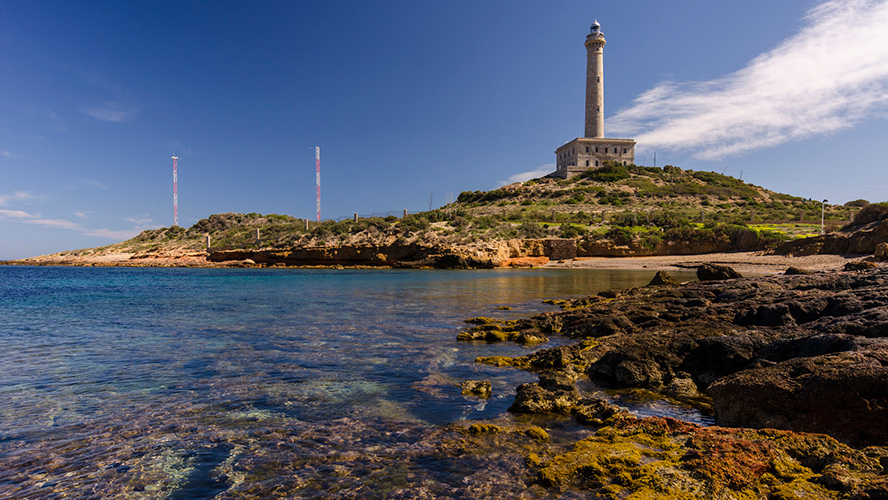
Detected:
left=81, top=101, right=137, bottom=123
left=499, top=164, right=555, bottom=186
left=124, top=216, right=154, bottom=228
left=23, top=218, right=81, bottom=230
left=608, top=0, right=888, bottom=160
left=0, top=205, right=145, bottom=241
left=0, top=191, right=37, bottom=206
left=0, top=209, right=38, bottom=219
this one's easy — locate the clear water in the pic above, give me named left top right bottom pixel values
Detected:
left=0, top=266, right=701, bottom=499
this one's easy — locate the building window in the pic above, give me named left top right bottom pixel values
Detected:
left=595, top=147, right=599, bottom=153
left=595, top=160, right=599, bottom=167
left=623, top=148, right=627, bottom=154
left=585, top=147, right=589, bottom=153
left=623, top=161, right=627, bottom=166
left=586, top=160, right=589, bottom=167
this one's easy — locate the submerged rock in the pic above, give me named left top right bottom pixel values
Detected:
left=460, top=380, right=492, bottom=399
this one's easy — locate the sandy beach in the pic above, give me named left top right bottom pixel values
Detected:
left=544, top=251, right=870, bottom=275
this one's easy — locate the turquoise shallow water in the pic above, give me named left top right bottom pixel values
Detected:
left=0, top=266, right=701, bottom=499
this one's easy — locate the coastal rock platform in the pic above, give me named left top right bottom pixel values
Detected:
left=462, top=266, right=888, bottom=498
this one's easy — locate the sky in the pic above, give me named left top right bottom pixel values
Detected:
left=2, top=0, right=888, bottom=259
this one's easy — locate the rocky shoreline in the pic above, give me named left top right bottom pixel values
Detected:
left=453, top=264, right=888, bottom=498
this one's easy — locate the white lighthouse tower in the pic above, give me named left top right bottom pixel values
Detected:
left=551, top=20, right=635, bottom=178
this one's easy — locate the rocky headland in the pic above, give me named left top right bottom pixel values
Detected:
left=452, top=265, right=888, bottom=498
left=9, top=165, right=883, bottom=270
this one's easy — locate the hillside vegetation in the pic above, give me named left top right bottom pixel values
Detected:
left=58, top=163, right=873, bottom=260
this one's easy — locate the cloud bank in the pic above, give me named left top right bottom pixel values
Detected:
left=0, top=191, right=37, bottom=206
left=0, top=205, right=142, bottom=241
left=608, top=0, right=888, bottom=160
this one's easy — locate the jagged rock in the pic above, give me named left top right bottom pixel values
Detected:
left=647, top=270, right=679, bottom=287
left=708, top=349, right=888, bottom=444
left=680, top=335, right=767, bottom=386
left=460, top=380, right=492, bottom=399
left=876, top=242, right=888, bottom=261
left=508, top=382, right=582, bottom=414
left=844, top=260, right=878, bottom=271
left=784, top=266, right=814, bottom=275
left=696, top=263, right=742, bottom=281
left=663, top=377, right=701, bottom=399
left=571, top=398, right=626, bottom=426
left=774, top=218, right=888, bottom=255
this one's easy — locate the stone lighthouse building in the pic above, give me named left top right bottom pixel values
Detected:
left=550, top=20, right=636, bottom=178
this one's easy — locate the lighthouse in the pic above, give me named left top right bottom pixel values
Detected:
left=551, top=20, right=635, bottom=179
left=585, top=20, right=605, bottom=138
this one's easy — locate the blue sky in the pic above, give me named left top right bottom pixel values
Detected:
left=2, top=1, right=888, bottom=259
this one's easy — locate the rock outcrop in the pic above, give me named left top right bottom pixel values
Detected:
left=696, top=262, right=743, bottom=281
left=466, top=268, right=888, bottom=445
left=774, top=218, right=888, bottom=256
left=461, top=267, right=888, bottom=497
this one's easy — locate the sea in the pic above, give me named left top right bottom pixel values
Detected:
left=0, top=265, right=705, bottom=499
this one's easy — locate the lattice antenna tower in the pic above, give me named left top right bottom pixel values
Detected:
left=315, top=147, right=321, bottom=222
left=172, top=155, right=179, bottom=226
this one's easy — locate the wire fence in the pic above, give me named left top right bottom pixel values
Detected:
left=325, top=209, right=427, bottom=222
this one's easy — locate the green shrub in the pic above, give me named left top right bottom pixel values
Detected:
left=582, top=162, right=630, bottom=182
left=851, top=202, right=888, bottom=226
left=400, top=215, right=431, bottom=232
left=518, top=221, right=547, bottom=238
left=604, top=226, right=634, bottom=245
left=559, top=223, right=586, bottom=238
left=844, top=199, right=869, bottom=207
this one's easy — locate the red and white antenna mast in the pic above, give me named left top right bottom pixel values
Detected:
left=171, top=155, right=179, bottom=226
left=315, top=147, right=321, bottom=222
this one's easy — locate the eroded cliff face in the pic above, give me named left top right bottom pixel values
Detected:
left=774, top=219, right=888, bottom=256
left=207, top=239, right=554, bottom=268
left=205, top=236, right=758, bottom=268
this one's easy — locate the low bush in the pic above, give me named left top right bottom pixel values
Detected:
left=851, top=202, right=888, bottom=226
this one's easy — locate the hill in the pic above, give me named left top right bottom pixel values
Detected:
left=10, top=163, right=876, bottom=268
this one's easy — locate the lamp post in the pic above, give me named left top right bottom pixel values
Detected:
left=821, top=199, right=828, bottom=235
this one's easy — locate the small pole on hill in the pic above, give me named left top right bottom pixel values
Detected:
left=315, top=147, right=321, bottom=222
left=821, top=199, right=828, bottom=235
left=171, top=155, right=179, bottom=226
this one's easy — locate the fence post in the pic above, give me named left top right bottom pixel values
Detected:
left=354, top=213, right=358, bottom=223
left=403, top=209, right=408, bottom=218
left=304, top=219, right=309, bottom=230
left=205, top=234, right=211, bottom=251
left=551, top=209, right=556, bottom=223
